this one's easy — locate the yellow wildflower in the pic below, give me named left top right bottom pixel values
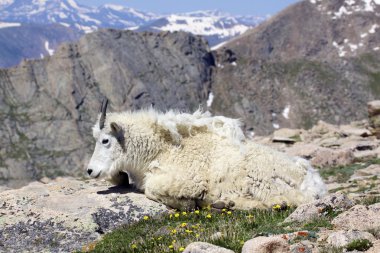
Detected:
left=240, top=240, right=245, bottom=245
left=171, top=229, right=177, bottom=234
left=272, top=204, right=281, bottom=210
left=170, top=214, right=173, bottom=219
left=222, top=208, right=226, bottom=212
left=206, top=214, right=212, bottom=218
left=195, top=233, right=200, bottom=238
left=175, top=213, right=180, bottom=218
left=169, top=245, right=174, bottom=249
left=227, top=211, right=232, bottom=215
left=179, top=247, right=185, bottom=252
left=172, top=240, right=176, bottom=244
left=182, top=211, right=187, bottom=215
left=194, top=210, right=200, bottom=214
left=131, top=244, right=138, bottom=249
left=143, top=216, right=149, bottom=220
left=185, top=229, right=193, bottom=233
left=181, top=222, right=187, bottom=227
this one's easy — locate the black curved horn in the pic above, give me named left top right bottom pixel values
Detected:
left=99, top=98, right=108, bottom=129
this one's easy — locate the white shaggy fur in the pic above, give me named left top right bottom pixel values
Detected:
left=88, top=109, right=327, bottom=210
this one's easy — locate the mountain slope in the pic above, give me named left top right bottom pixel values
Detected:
left=0, top=23, right=81, bottom=67
left=210, top=0, right=380, bottom=135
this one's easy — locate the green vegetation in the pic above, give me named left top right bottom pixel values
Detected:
left=82, top=208, right=291, bottom=253
left=346, top=239, right=373, bottom=252
left=319, top=158, right=380, bottom=183
left=357, top=195, right=380, bottom=206
left=80, top=204, right=338, bottom=253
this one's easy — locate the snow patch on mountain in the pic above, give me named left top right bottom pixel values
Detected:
left=0, top=21, right=20, bottom=29
left=310, top=0, right=380, bottom=19
left=155, top=14, right=249, bottom=38
left=282, top=105, right=291, bottom=119
left=44, top=41, right=54, bottom=56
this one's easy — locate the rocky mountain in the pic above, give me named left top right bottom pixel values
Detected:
left=210, top=0, right=380, bottom=135
left=0, top=30, right=214, bottom=188
left=0, top=0, right=158, bottom=33
left=0, top=0, right=264, bottom=67
left=0, top=23, right=81, bottom=67
left=137, top=11, right=264, bottom=46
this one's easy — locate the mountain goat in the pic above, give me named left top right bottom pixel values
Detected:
left=87, top=100, right=326, bottom=210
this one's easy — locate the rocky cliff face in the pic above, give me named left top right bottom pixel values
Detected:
left=210, top=0, right=380, bottom=135
left=0, top=29, right=214, bottom=187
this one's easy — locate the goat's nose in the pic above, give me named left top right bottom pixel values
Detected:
left=87, top=169, right=93, bottom=175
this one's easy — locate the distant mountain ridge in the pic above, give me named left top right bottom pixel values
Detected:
left=0, top=0, right=264, bottom=67
left=137, top=11, right=264, bottom=46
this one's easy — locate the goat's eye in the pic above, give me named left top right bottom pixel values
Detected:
left=102, top=139, right=109, bottom=145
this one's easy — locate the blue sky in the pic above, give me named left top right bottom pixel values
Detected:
left=77, top=0, right=300, bottom=16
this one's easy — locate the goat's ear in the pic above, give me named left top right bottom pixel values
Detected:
left=110, top=122, right=124, bottom=144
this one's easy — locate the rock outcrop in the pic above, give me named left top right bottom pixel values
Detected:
left=0, top=178, right=167, bottom=252
left=210, top=0, right=380, bottom=135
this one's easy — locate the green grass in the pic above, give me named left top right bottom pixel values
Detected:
left=80, top=205, right=338, bottom=253
left=346, top=239, right=373, bottom=251
left=319, top=159, right=380, bottom=183
left=81, top=208, right=294, bottom=253
left=357, top=196, right=380, bottom=206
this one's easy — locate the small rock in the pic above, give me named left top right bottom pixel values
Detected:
left=367, top=101, right=380, bottom=116
left=365, top=240, right=380, bottom=253
left=242, top=236, right=290, bottom=253
left=272, top=128, right=302, bottom=144
left=290, top=241, right=313, bottom=253
left=332, top=203, right=380, bottom=231
left=39, top=177, right=51, bottom=184
left=311, top=121, right=340, bottom=136
left=285, top=144, right=354, bottom=167
left=353, top=150, right=378, bottom=161
left=340, top=125, right=371, bottom=137
left=183, top=242, right=234, bottom=253
left=368, top=101, right=380, bottom=138
left=284, top=193, right=353, bottom=223
left=310, top=148, right=354, bottom=167
left=327, top=230, right=375, bottom=248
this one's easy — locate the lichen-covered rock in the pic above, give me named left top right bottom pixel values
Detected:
left=183, top=242, right=234, bottom=253
left=0, top=178, right=167, bottom=252
left=326, top=230, right=375, bottom=248
left=332, top=204, right=380, bottom=231
left=241, top=236, right=290, bottom=253
left=284, top=193, right=353, bottom=223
